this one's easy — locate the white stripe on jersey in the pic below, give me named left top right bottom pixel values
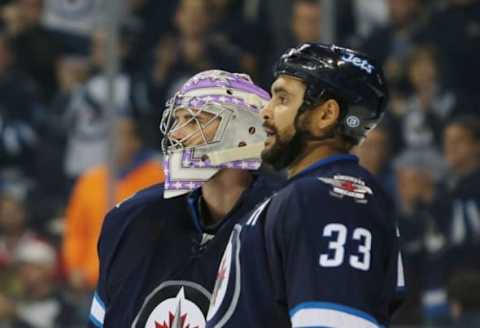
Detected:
left=290, top=303, right=381, bottom=328
left=89, top=293, right=105, bottom=327
left=397, top=251, right=405, bottom=288
left=246, top=198, right=271, bottom=226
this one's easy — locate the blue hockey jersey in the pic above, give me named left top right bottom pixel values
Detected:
left=88, top=174, right=281, bottom=328
left=206, top=155, right=405, bottom=328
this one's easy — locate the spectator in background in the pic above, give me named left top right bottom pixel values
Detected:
left=423, top=0, right=480, bottom=103
left=60, top=24, right=155, bottom=181
left=350, top=0, right=388, bottom=39
left=26, top=56, right=90, bottom=229
left=434, top=116, right=480, bottom=274
left=83, top=26, right=163, bottom=150
left=88, top=28, right=132, bottom=75
left=291, top=0, right=322, bottom=44
left=401, top=45, right=462, bottom=151
left=448, top=270, right=480, bottom=327
left=1, top=0, right=61, bottom=102
left=41, top=0, right=102, bottom=54
left=62, top=116, right=164, bottom=294
left=0, top=181, right=38, bottom=300
left=353, top=123, right=396, bottom=196
left=54, top=56, right=90, bottom=107
left=415, top=115, right=480, bottom=324
left=361, top=0, right=425, bottom=86
left=0, top=239, right=82, bottom=328
left=123, top=0, right=179, bottom=71
left=48, top=56, right=90, bottom=143
left=147, top=0, right=243, bottom=111
left=392, top=149, right=447, bottom=325
left=208, top=0, right=273, bottom=85
left=62, top=72, right=130, bottom=181
left=275, top=0, right=322, bottom=57
left=0, top=34, right=39, bottom=176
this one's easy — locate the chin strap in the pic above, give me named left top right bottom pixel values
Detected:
left=208, top=143, right=264, bottom=165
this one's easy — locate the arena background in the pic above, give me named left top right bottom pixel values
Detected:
left=0, top=0, right=479, bottom=327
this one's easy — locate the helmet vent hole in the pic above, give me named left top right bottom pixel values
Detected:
left=249, top=127, right=256, bottom=134
left=226, top=89, right=233, bottom=95
left=201, top=155, right=209, bottom=161
left=238, top=141, right=247, bottom=147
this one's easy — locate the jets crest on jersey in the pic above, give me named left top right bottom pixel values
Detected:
left=133, top=282, right=210, bottom=328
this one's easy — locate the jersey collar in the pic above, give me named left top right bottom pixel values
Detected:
left=186, top=174, right=259, bottom=234
left=292, top=154, right=358, bottom=181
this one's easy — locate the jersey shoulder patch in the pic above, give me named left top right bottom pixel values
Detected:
left=317, top=174, right=373, bottom=203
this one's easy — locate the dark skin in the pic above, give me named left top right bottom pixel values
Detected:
left=261, top=74, right=344, bottom=177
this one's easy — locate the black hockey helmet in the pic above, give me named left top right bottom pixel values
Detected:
left=274, top=43, right=388, bottom=145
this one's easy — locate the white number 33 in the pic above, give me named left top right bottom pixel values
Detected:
left=319, top=223, right=372, bottom=271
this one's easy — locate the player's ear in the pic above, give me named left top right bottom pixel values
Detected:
left=311, top=99, right=340, bottom=132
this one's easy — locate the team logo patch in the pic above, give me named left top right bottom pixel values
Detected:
left=346, top=115, right=360, bottom=128
left=318, top=175, right=373, bottom=203
left=132, top=281, right=211, bottom=328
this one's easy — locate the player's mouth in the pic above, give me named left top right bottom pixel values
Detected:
left=263, top=123, right=276, bottom=146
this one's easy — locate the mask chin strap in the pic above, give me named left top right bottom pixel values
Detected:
left=207, top=143, right=264, bottom=165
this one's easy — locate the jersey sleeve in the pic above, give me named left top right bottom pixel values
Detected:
left=88, top=209, right=114, bottom=328
left=87, top=184, right=166, bottom=327
left=88, top=201, right=130, bottom=328
left=265, top=177, right=404, bottom=328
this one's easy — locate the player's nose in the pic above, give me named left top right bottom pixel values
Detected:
left=169, top=128, right=186, bottom=141
left=260, top=100, right=273, bottom=122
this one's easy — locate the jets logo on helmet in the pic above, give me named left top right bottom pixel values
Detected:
left=340, top=53, right=375, bottom=74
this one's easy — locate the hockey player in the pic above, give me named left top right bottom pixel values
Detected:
left=88, top=70, right=282, bottom=327
left=206, top=44, right=405, bottom=328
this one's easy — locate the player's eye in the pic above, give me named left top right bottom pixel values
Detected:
left=278, top=95, right=288, bottom=104
left=175, top=114, right=193, bottom=124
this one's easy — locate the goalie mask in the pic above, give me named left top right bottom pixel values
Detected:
left=160, top=70, right=270, bottom=198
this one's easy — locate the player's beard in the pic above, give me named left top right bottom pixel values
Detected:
left=261, top=121, right=308, bottom=171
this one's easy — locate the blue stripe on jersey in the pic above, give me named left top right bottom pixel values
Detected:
left=289, top=301, right=380, bottom=326
left=89, top=292, right=106, bottom=327
left=94, top=292, right=105, bottom=308
left=89, top=314, right=103, bottom=328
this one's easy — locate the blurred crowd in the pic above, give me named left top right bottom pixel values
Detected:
left=0, top=0, right=479, bottom=327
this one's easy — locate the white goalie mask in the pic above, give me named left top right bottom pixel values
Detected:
left=160, top=70, right=270, bottom=198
